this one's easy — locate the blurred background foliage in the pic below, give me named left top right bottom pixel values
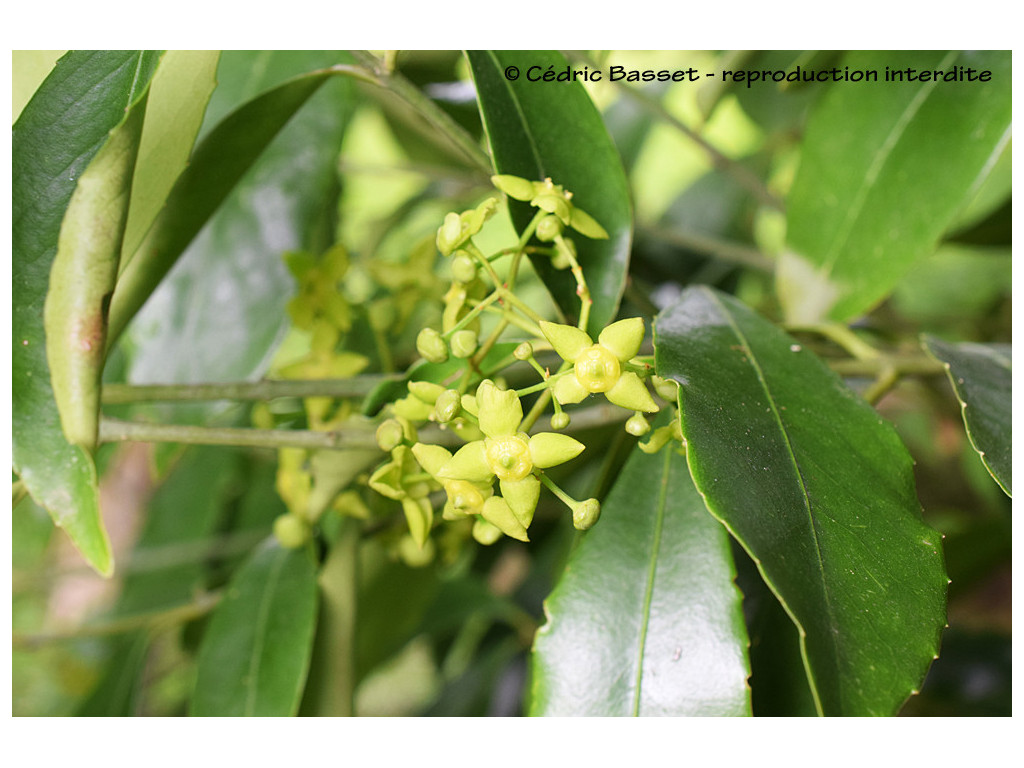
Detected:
left=12, top=50, right=1010, bottom=716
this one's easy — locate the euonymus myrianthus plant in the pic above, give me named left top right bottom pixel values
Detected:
left=355, top=175, right=670, bottom=551
left=12, top=50, right=1010, bottom=717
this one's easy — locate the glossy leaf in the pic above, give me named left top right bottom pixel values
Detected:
left=117, top=52, right=356, bottom=388
left=530, top=443, right=751, bottom=716
left=121, top=50, right=220, bottom=258
left=655, top=286, right=948, bottom=716
left=923, top=336, right=1011, bottom=496
left=108, top=54, right=353, bottom=347
left=466, top=50, right=632, bottom=337
left=13, top=50, right=162, bottom=576
left=780, top=50, right=1011, bottom=323
left=45, top=70, right=150, bottom=450
left=191, top=541, right=319, bottom=716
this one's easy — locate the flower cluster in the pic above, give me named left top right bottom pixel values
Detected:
left=272, top=175, right=684, bottom=559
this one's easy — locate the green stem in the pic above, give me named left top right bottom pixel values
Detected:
left=350, top=51, right=491, bottom=174
left=99, top=416, right=381, bottom=451
left=13, top=591, right=222, bottom=649
left=828, top=356, right=944, bottom=377
left=101, top=375, right=400, bottom=404
left=862, top=365, right=901, bottom=405
left=789, top=323, right=880, bottom=360
left=537, top=472, right=579, bottom=508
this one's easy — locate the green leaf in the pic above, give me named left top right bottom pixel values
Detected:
left=923, top=336, right=1011, bottom=496
left=108, top=54, right=353, bottom=347
left=13, top=50, right=162, bottom=576
left=299, top=520, right=359, bottom=716
left=466, top=50, right=632, bottom=337
left=780, top=50, right=1011, bottom=323
left=121, top=50, right=221, bottom=258
left=191, top=541, right=319, bottom=716
left=530, top=443, right=751, bottom=716
left=45, top=65, right=151, bottom=450
left=655, top=286, right=948, bottom=716
left=116, top=52, right=356, bottom=388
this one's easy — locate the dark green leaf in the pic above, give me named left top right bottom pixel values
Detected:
left=530, top=443, right=751, bottom=716
left=466, top=50, right=632, bottom=336
left=780, top=50, right=1011, bottom=323
left=190, top=541, right=319, bottom=716
left=13, top=50, right=162, bottom=575
left=923, top=336, right=1011, bottom=496
left=655, top=286, right=948, bottom=715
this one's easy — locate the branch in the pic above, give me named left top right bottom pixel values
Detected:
left=101, top=375, right=401, bottom=404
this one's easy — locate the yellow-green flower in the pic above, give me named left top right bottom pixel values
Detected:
left=540, top=318, right=658, bottom=413
left=491, top=175, right=608, bottom=240
left=436, top=198, right=498, bottom=256
left=428, top=380, right=585, bottom=541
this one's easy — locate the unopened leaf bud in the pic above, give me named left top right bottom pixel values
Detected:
left=416, top=327, right=449, bottom=363
left=450, top=329, right=478, bottom=359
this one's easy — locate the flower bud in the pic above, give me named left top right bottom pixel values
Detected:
left=451, top=251, right=477, bottom=283
left=550, top=411, right=570, bottom=430
left=273, top=514, right=311, bottom=549
left=450, top=329, right=478, bottom=359
left=626, top=412, right=651, bottom=436
left=572, top=499, right=601, bottom=531
left=433, top=388, right=462, bottom=423
left=513, top=341, right=534, bottom=361
left=552, top=237, right=575, bottom=270
left=536, top=215, right=563, bottom=242
left=376, top=418, right=405, bottom=452
left=437, top=212, right=463, bottom=256
left=398, top=534, right=436, bottom=567
left=472, top=517, right=504, bottom=546
left=652, top=375, right=680, bottom=402
left=416, top=327, right=449, bottom=363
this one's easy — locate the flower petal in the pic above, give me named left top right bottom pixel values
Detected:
left=491, top=174, right=535, bottom=201
left=539, top=321, right=592, bottom=362
left=553, top=373, right=588, bottom=405
left=598, top=317, right=645, bottom=362
left=606, top=371, right=659, bottom=413
left=569, top=207, right=608, bottom=240
left=481, top=496, right=529, bottom=542
left=476, top=379, right=523, bottom=438
left=401, top=497, right=433, bottom=548
left=528, top=432, right=585, bottom=469
left=411, top=442, right=452, bottom=478
left=437, top=441, right=492, bottom=483
left=500, top=476, right=540, bottom=529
